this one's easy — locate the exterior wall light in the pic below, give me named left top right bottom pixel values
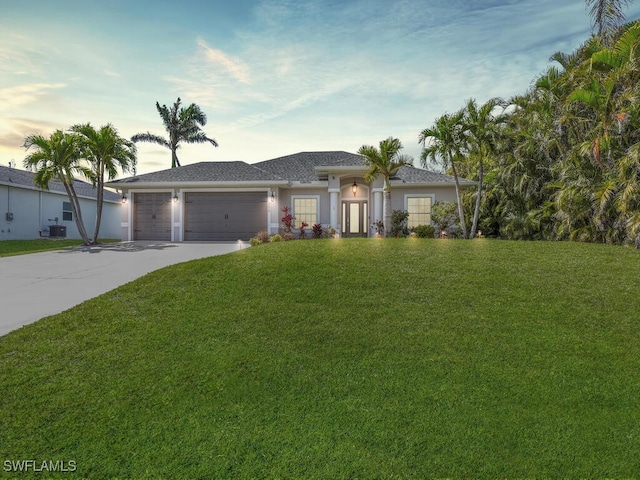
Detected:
left=352, top=179, right=358, bottom=196
left=270, top=192, right=276, bottom=203
left=122, top=194, right=128, bottom=204
left=173, top=193, right=179, bottom=203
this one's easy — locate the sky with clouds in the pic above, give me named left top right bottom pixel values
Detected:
left=2, top=0, right=640, bottom=175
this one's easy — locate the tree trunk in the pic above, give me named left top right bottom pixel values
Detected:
left=171, top=149, right=180, bottom=168
left=451, top=161, right=468, bottom=239
left=92, top=162, right=104, bottom=243
left=61, top=175, right=91, bottom=245
left=470, top=156, right=483, bottom=239
left=383, top=180, right=392, bottom=238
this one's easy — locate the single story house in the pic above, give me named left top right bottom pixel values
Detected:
left=106, top=151, right=474, bottom=241
left=0, top=164, right=122, bottom=241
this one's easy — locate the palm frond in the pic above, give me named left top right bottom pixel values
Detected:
left=131, top=132, right=171, bottom=149
left=586, top=0, right=631, bottom=39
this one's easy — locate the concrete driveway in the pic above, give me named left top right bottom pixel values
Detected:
left=0, top=241, right=247, bottom=337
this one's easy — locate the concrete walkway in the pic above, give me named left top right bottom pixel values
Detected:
left=0, top=241, right=247, bottom=337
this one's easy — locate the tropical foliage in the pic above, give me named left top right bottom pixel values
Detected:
left=132, top=97, right=218, bottom=168
left=419, top=111, right=469, bottom=238
left=24, top=130, right=92, bottom=244
left=359, top=137, right=413, bottom=237
left=23, top=125, right=136, bottom=245
left=587, top=0, right=633, bottom=44
left=71, top=123, right=137, bottom=242
left=421, top=10, right=640, bottom=246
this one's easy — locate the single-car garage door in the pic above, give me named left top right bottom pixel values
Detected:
left=184, top=192, right=267, bottom=241
left=133, top=193, right=172, bottom=241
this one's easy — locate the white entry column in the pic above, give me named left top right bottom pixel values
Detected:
left=373, top=189, right=383, bottom=225
left=329, top=190, right=339, bottom=233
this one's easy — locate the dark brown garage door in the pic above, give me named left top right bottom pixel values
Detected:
left=133, top=193, right=172, bottom=241
left=184, top=192, right=267, bottom=241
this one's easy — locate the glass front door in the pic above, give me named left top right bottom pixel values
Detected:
left=342, top=201, right=368, bottom=237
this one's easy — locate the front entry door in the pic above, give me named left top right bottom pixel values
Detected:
left=342, top=201, right=368, bottom=237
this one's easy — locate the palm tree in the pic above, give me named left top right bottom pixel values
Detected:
left=419, top=111, right=469, bottom=238
left=132, top=97, right=218, bottom=168
left=358, top=137, right=413, bottom=237
left=461, top=98, right=505, bottom=239
left=586, top=0, right=633, bottom=44
left=72, top=123, right=137, bottom=243
left=494, top=92, right=560, bottom=240
left=23, top=130, right=93, bottom=245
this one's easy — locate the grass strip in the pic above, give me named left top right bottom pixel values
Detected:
left=0, top=239, right=120, bottom=257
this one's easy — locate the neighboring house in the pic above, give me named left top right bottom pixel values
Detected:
left=106, top=151, right=474, bottom=241
left=0, top=165, right=122, bottom=241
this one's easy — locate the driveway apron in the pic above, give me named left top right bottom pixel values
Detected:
left=0, top=241, right=246, bottom=337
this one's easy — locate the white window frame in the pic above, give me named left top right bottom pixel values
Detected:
left=292, top=195, right=320, bottom=227
left=404, top=194, right=435, bottom=228
left=62, top=201, right=73, bottom=222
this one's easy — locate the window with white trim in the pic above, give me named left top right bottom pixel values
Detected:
left=293, top=196, right=319, bottom=227
left=62, top=201, right=73, bottom=221
left=406, top=196, right=432, bottom=228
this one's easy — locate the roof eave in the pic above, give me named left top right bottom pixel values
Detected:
left=314, top=165, right=368, bottom=174
left=1, top=179, right=121, bottom=201
left=106, top=180, right=290, bottom=189
left=391, top=180, right=477, bottom=187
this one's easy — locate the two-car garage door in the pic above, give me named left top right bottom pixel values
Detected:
left=133, top=192, right=267, bottom=241
left=184, top=192, right=267, bottom=241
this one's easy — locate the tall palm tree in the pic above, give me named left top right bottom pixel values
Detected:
left=586, top=0, right=633, bottom=44
left=566, top=23, right=640, bottom=168
left=495, top=92, right=560, bottom=240
left=461, top=97, right=505, bottom=238
left=132, top=97, right=218, bottom=168
left=23, top=130, right=93, bottom=245
left=72, top=123, right=137, bottom=243
left=358, top=137, right=413, bottom=237
left=419, top=111, right=469, bottom=238
left=556, top=23, right=640, bottom=243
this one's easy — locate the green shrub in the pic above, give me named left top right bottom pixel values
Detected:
left=323, top=225, right=337, bottom=238
left=413, top=224, right=435, bottom=238
left=390, top=210, right=410, bottom=237
left=432, top=201, right=459, bottom=235
left=269, top=234, right=282, bottom=243
left=281, top=232, right=295, bottom=241
left=249, top=230, right=270, bottom=246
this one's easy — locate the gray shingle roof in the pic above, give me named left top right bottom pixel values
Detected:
left=107, top=151, right=471, bottom=186
left=110, top=161, right=284, bottom=184
left=255, top=151, right=367, bottom=183
left=255, top=151, right=471, bottom=185
left=393, top=166, right=475, bottom=185
left=0, top=165, right=121, bottom=202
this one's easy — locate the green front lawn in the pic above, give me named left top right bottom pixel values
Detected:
left=1, top=239, right=639, bottom=478
left=0, top=239, right=121, bottom=257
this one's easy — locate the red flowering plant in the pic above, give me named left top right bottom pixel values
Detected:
left=298, top=221, right=309, bottom=239
left=281, top=206, right=295, bottom=233
left=312, top=223, right=323, bottom=239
